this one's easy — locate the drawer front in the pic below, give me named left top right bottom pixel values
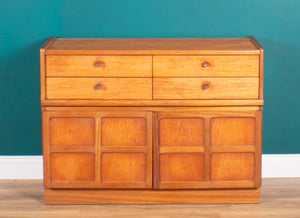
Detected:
left=46, top=78, right=152, bottom=99
left=153, top=56, right=259, bottom=77
left=46, top=55, right=152, bottom=77
left=153, top=78, right=259, bottom=99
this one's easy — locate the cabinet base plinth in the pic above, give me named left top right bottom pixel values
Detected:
left=44, top=188, right=260, bottom=204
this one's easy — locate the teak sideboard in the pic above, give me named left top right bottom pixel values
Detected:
left=41, top=37, right=263, bottom=204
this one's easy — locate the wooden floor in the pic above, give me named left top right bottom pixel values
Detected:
left=0, top=179, right=300, bottom=218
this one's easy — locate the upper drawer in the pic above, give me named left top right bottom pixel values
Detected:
left=46, top=55, right=152, bottom=77
left=153, top=56, right=259, bottom=77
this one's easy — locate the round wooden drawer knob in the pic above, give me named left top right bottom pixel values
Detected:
left=94, top=61, right=103, bottom=67
left=202, top=61, right=210, bottom=68
left=94, top=83, right=102, bottom=90
left=202, top=83, right=210, bottom=90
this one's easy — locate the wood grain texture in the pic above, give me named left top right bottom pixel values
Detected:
left=98, top=111, right=153, bottom=189
left=46, top=55, right=152, bottom=77
left=42, top=99, right=264, bottom=107
left=259, top=50, right=264, bottom=100
left=153, top=78, right=259, bottom=99
left=42, top=110, right=50, bottom=188
left=160, top=153, right=204, bottom=182
left=152, top=112, right=160, bottom=189
left=44, top=38, right=260, bottom=55
left=45, top=106, right=260, bottom=112
left=101, top=153, right=146, bottom=182
left=249, top=36, right=264, bottom=100
left=50, top=153, right=95, bottom=182
left=160, top=146, right=204, bottom=154
left=153, top=55, right=259, bottom=77
left=44, top=188, right=260, bottom=204
left=255, top=110, right=263, bottom=187
left=41, top=37, right=55, bottom=104
left=46, top=78, right=152, bottom=100
left=50, top=117, right=95, bottom=146
left=211, top=117, right=255, bottom=146
left=211, top=153, right=255, bottom=181
left=101, top=118, right=146, bottom=146
left=203, top=118, right=211, bottom=181
left=210, top=145, right=255, bottom=153
left=159, top=118, right=204, bottom=146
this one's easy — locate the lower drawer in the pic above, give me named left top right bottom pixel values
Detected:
left=46, top=78, right=152, bottom=100
left=153, top=78, right=259, bottom=99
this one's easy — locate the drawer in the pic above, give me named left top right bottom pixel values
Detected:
left=46, top=78, right=152, bottom=99
left=46, top=55, right=152, bottom=77
left=153, top=78, right=259, bottom=99
left=153, top=56, right=259, bottom=77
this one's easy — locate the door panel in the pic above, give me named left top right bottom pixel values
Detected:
left=101, top=153, right=146, bottom=181
left=160, top=153, right=204, bottom=182
left=211, top=153, right=255, bottom=181
left=211, top=117, right=255, bottom=146
left=101, top=118, right=146, bottom=146
left=160, top=118, right=204, bottom=147
left=50, top=152, right=95, bottom=181
left=50, top=117, right=95, bottom=147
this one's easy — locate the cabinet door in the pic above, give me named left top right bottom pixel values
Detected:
left=209, top=111, right=262, bottom=188
left=154, top=111, right=262, bottom=189
left=99, top=112, right=152, bottom=189
left=43, top=111, right=97, bottom=188
left=153, top=112, right=205, bottom=189
left=43, top=111, right=152, bottom=189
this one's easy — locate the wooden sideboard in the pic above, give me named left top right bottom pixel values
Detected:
left=41, top=37, right=263, bottom=204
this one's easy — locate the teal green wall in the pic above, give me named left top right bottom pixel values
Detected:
left=1, top=0, right=299, bottom=155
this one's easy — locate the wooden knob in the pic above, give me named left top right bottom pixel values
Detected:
left=94, top=83, right=102, bottom=90
left=94, top=61, right=102, bottom=68
left=202, top=61, right=210, bottom=68
left=202, top=83, right=210, bottom=90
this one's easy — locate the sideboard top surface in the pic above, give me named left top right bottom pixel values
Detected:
left=43, top=37, right=262, bottom=55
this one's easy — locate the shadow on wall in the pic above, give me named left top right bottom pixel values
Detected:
left=0, top=38, right=48, bottom=155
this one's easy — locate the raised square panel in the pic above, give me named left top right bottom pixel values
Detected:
left=50, top=117, right=95, bottom=146
left=160, top=118, right=204, bottom=146
left=50, top=153, right=95, bottom=181
left=101, top=118, right=146, bottom=146
left=211, top=153, right=254, bottom=181
left=211, top=117, right=255, bottom=146
left=101, top=153, right=146, bottom=181
left=160, top=154, right=204, bottom=182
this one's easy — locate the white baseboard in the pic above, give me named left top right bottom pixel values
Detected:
left=0, top=156, right=43, bottom=179
left=0, top=155, right=299, bottom=179
left=262, top=154, right=300, bottom=177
